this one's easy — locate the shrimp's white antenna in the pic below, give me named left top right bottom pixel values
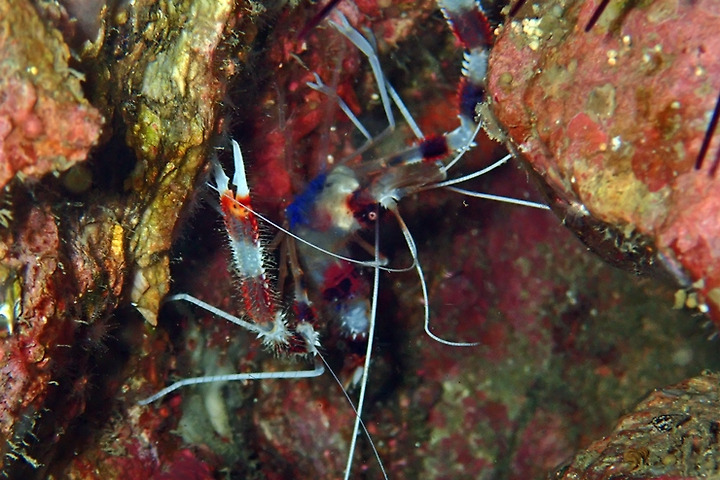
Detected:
left=437, top=153, right=513, bottom=188
left=209, top=140, right=403, bottom=272
left=447, top=187, right=551, bottom=210
left=389, top=207, right=480, bottom=347
left=344, top=207, right=382, bottom=479
left=138, top=362, right=324, bottom=406
left=316, top=350, right=388, bottom=479
left=221, top=192, right=422, bottom=273
left=423, top=153, right=551, bottom=210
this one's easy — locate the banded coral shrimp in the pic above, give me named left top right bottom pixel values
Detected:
left=134, top=2, right=720, bottom=479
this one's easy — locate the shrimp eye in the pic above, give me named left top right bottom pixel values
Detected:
left=347, top=191, right=378, bottom=226
left=354, top=205, right=378, bottom=226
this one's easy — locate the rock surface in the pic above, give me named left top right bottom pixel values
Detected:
left=487, top=0, right=720, bottom=322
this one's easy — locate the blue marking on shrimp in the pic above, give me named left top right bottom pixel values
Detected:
left=286, top=172, right=328, bottom=229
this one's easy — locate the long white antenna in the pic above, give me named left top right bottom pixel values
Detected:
left=344, top=208, right=382, bottom=480
left=390, top=207, right=480, bottom=347
left=138, top=362, right=324, bottom=406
